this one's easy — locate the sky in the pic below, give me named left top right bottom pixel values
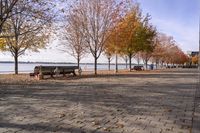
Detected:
left=0, top=0, right=200, bottom=63
left=137, top=0, right=200, bottom=52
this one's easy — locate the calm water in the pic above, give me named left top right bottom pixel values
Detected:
left=0, top=63, right=128, bottom=74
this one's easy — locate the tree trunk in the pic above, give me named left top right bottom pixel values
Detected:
left=94, top=57, right=97, bottom=75
left=77, top=56, right=80, bottom=69
left=156, top=59, right=158, bottom=69
left=125, top=57, right=128, bottom=69
left=137, top=56, right=140, bottom=65
left=145, top=60, right=148, bottom=70
left=129, top=54, right=132, bottom=72
left=108, top=57, right=111, bottom=71
left=115, top=54, right=118, bottom=73
left=156, top=62, right=158, bottom=69
left=161, top=61, right=164, bottom=68
left=14, top=54, right=18, bottom=74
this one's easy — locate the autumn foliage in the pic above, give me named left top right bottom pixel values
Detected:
left=0, top=0, right=190, bottom=74
left=104, top=2, right=188, bottom=70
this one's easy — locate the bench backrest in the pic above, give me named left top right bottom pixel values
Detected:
left=34, top=66, right=79, bottom=74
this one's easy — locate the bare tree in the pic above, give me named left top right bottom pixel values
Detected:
left=151, top=34, right=166, bottom=69
left=61, top=9, right=87, bottom=68
left=72, top=0, right=120, bottom=75
left=159, top=34, right=176, bottom=67
left=0, top=0, right=18, bottom=33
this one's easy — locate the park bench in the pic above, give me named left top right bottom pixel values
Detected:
left=30, top=66, right=79, bottom=79
left=131, top=66, right=144, bottom=71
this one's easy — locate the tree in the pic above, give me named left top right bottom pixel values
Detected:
left=136, top=17, right=157, bottom=69
left=140, top=52, right=152, bottom=69
left=104, top=39, right=115, bottom=71
left=121, top=55, right=128, bottom=69
left=61, top=8, right=87, bottom=69
left=103, top=0, right=136, bottom=73
left=176, top=49, right=189, bottom=65
left=170, top=46, right=188, bottom=65
left=151, top=34, right=166, bottom=69
left=153, top=34, right=188, bottom=68
left=164, top=43, right=176, bottom=67
left=104, top=50, right=113, bottom=71
left=71, top=0, right=120, bottom=75
left=118, top=4, right=142, bottom=71
left=0, top=0, right=18, bottom=34
left=3, top=0, right=53, bottom=74
left=135, top=52, right=141, bottom=65
left=116, top=4, right=156, bottom=71
left=104, top=24, right=121, bottom=72
left=0, top=37, right=6, bottom=49
left=154, top=34, right=176, bottom=67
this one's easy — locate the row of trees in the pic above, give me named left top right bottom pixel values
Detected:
left=0, top=0, right=189, bottom=75
left=144, top=33, right=188, bottom=69
left=61, top=0, right=188, bottom=74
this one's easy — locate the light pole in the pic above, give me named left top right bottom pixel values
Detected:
left=198, top=18, right=200, bottom=95
left=196, top=18, right=200, bottom=98
left=198, top=18, right=200, bottom=97
left=199, top=18, right=200, bottom=71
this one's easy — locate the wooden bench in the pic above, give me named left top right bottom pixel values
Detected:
left=30, top=66, right=79, bottom=79
left=131, top=66, right=144, bottom=71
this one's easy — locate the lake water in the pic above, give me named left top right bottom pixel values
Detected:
left=0, top=63, right=129, bottom=74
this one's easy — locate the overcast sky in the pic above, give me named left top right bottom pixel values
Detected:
left=0, top=0, right=200, bottom=63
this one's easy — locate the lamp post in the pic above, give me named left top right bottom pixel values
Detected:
left=199, top=18, right=200, bottom=71
left=197, top=18, right=200, bottom=98
left=198, top=18, right=200, bottom=97
left=198, top=18, right=200, bottom=93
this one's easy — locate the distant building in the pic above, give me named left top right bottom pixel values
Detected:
left=187, top=51, right=199, bottom=57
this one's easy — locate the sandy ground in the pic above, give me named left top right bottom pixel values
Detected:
left=0, top=69, right=199, bottom=133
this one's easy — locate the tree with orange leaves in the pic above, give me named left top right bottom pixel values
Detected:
left=192, top=55, right=198, bottom=65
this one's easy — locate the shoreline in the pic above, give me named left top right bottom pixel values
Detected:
left=0, top=68, right=195, bottom=85
left=0, top=68, right=185, bottom=85
left=0, top=69, right=164, bottom=75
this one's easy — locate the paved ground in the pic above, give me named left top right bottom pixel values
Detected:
left=192, top=71, right=200, bottom=133
left=0, top=69, right=198, bottom=133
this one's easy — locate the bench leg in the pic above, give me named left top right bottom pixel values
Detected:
left=38, top=74, right=44, bottom=80
left=73, top=71, right=76, bottom=76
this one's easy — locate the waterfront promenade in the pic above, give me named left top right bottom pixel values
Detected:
left=0, top=69, right=199, bottom=133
